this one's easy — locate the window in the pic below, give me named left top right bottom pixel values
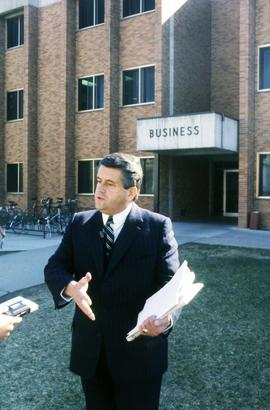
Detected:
left=78, top=75, right=104, bottom=111
left=7, top=90, right=23, bottom=121
left=257, top=153, right=270, bottom=197
left=6, top=163, right=23, bottom=193
left=259, top=46, right=270, bottom=90
left=123, top=0, right=155, bottom=18
left=123, top=66, right=155, bottom=105
left=6, top=15, right=24, bottom=49
left=77, top=159, right=100, bottom=194
left=140, top=157, right=154, bottom=194
left=78, top=0, right=104, bottom=29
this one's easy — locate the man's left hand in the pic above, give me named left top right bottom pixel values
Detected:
left=139, top=315, right=171, bottom=337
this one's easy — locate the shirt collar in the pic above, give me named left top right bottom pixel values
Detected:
left=102, top=203, right=132, bottom=226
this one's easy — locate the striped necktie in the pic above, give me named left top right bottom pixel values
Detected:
left=103, top=215, right=114, bottom=258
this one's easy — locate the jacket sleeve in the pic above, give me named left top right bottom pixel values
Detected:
left=156, top=216, right=180, bottom=288
left=44, top=220, right=75, bottom=309
left=157, top=216, right=181, bottom=335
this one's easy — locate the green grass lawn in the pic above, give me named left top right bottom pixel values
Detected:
left=0, top=243, right=269, bottom=410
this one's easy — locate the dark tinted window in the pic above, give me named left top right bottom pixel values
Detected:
left=123, top=69, right=139, bottom=105
left=19, top=15, right=24, bottom=45
left=123, top=67, right=154, bottom=105
left=7, top=163, right=23, bottom=193
left=259, top=47, right=270, bottom=90
left=19, top=163, right=23, bottom=192
left=142, top=0, right=155, bottom=12
left=258, top=154, right=270, bottom=196
left=18, top=90, right=24, bottom=118
left=123, top=0, right=155, bottom=17
left=78, top=0, right=104, bottom=29
left=78, top=161, right=93, bottom=194
left=95, top=0, right=104, bottom=25
left=78, top=75, right=104, bottom=111
left=123, top=0, right=140, bottom=17
left=95, top=75, right=104, bottom=109
left=140, top=158, right=154, bottom=194
left=141, top=66, right=154, bottom=102
left=7, top=15, right=24, bottom=48
left=7, top=90, right=23, bottom=121
left=78, top=78, right=94, bottom=111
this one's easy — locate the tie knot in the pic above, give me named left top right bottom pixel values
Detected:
left=107, top=215, right=113, bottom=226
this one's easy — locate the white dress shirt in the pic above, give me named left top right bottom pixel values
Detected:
left=102, top=203, right=132, bottom=242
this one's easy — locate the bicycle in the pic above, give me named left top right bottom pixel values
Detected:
left=0, top=226, right=5, bottom=249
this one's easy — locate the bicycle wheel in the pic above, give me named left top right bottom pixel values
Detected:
left=10, top=214, right=25, bottom=234
left=43, top=222, right=51, bottom=238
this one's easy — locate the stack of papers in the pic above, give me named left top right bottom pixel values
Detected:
left=126, top=260, right=203, bottom=341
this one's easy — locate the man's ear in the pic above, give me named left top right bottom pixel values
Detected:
left=127, top=186, right=138, bottom=202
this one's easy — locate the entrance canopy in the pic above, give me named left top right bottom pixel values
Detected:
left=137, top=112, right=238, bottom=154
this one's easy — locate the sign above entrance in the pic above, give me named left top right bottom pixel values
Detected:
left=137, top=113, right=238, bottom=153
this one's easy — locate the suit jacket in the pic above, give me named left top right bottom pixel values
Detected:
left=44, top=203, right=179, bottom=383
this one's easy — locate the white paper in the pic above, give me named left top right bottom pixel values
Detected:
left=126, top=260, right=203, bottom=341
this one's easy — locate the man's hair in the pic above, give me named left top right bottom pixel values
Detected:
left=99, top=152, right=143, bottom=200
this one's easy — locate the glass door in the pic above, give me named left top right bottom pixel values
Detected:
left=223, top=170, right=239, bottom=216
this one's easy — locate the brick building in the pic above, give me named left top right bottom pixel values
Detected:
left=0, top=0, right=269, bottom=229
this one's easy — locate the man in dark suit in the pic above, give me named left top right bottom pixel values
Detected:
left=44, top=153, right=180, bottom=410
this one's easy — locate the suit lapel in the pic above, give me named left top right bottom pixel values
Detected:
left=106, top=203, right=143, bottom=274
left=83, top=210, right=104, bottom=276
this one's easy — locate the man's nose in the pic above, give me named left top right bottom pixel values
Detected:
left=95, top=182, right=105, bottom=193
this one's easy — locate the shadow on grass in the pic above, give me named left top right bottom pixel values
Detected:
left=0, top=243, right=270, bottom=409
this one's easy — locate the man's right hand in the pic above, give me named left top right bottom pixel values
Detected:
left=65, top=272, right=95, bottom=321
left=0, top=306, right=22, bottom=340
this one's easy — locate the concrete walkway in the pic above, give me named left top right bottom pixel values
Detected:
left=0, top=223, right=269, bottom=297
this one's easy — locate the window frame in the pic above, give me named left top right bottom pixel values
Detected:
left=77, top=0, right=105, bottom=31
left=256, top=152, right=270, bottom=199
left=6, top=13, right=24, bottom=50
left=121, top=0, right=155, bottom=19
left=77, top=74, right=105, bottom=112
left=6, top=88, right=24, bottom=122
left=77, top=158, right=101, bottom=195
left=140, top=156, right=154, bottom=196
left=258, top=44, right=270, bottom=92
left=6, top=162, right=23, bottom=194
left=122, top=64, right=155, bottom=107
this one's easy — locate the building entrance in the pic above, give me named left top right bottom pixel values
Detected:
left=212, top=161, right=239, bottom=218
left=223, top=170, right=239, bottom=216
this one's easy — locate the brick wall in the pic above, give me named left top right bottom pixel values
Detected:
left=211, top=0, right=240, bottom=119
left=24, top=5, right=38, bottom=207
left=238, top=0, right=256, bottom=228
left=253, top=0, right=270, bottom=228
left=0, top=18, right=5, bottom=204
left=173, top=0, right=211, bottom=115
left=37, top=1, right=70, bottom=201
left=4, top=16, right=25, bottom=208
left=119, top=6, right=162, bottom=153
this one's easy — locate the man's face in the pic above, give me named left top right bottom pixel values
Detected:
left=94, top=165, right=137, bottom=215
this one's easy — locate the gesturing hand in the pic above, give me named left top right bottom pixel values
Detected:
left=0, top=306, right=22, bottom=340
left=65, top=272, right=95, bottom=321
